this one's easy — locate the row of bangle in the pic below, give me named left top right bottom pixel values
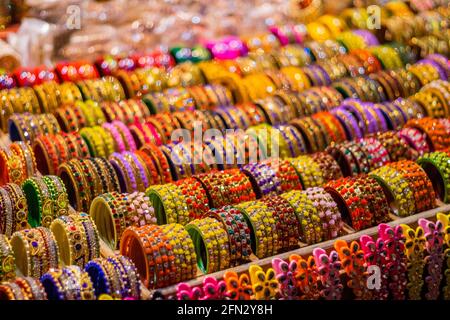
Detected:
left=161, top=212, right=448, bottom=300
left=0, top=254, right=141, bottom=300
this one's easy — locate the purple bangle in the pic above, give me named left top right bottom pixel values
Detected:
left=112, top=120, right=137, bottom=151
left=241, top=162, right=281, bottom=197
left=214, top=108, right=239, bottom=129
left=340, top=101, right=370, bottom=135
left=124, top=151, right=150, bottom=189
left=359, top=102, right=379, bottom=134
left=371, top=104, right=388, bottom=132
left=313, top=65, right=332, bottom=86
left=286, top=125, right=308, bottom=154
left=103, top=123, right=126, bottom=152
left=352, top=29, right=379, bottom=46
left=331, top=107, right=363, bottom=140
left=382, top=101, right=408, bottom=124
left=417, top=59, right=447, bottom=80
left=109, top=152, right=138, bottom=192
left=178, top=143, right=196, bottom=176
left=425, top=54, right=450, bottom=79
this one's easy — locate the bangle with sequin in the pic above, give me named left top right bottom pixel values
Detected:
left=406, top=118, right=450, bottom=151
left=0, top=234, right=15, bottom=282
left=417, top=151, right=450, bottom=203
left=1, top=184, right=29, bottom=236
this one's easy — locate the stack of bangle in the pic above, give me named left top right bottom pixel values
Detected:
left=129, top=122, right=162, bottom=148
left=406, top=117, right=450, bottom=151
left=312, top=112, right=347, bottom=144
left=55, top=61, right=99, bottom=82
left=120, top=223, right=197, bottom=288
left=372, top=131, right=418, bottom=161
left=84, top=255, right=142, bottom=299
left=54, top=100, right=106, bottom=132
left=290, top=117, right=328, bottom=152
left=398, top=127, right=430, bottom=157
left=0, top=234, right=15, bottom=281
left=0, top=183, right=29, bottom=236
left=325, top=175, right=390, bottom=230
left=33, top=81, right=82, bottom=113
left=357, top=137, right=391, bottom=171
left=80, top=126, right=114, bottom=157
left=194, top=169, right=256, bottom=208
left=33, top=132, right=90, bottom=175
left=50, top=213, right=100, bottom=268
left=0, top=143, right=35, bottom=185
left=140, top=143, right=172, bottom=183
left=369, top=165, right=416, bottom=217
left=0, top=277, right=47, bottom=300
left=206, top=206, right=252, bottom=266
left=288, top=155, right=324, bottom=189
left=116, top=67, right=168, bottom=98
left=235, top=200, right=278, bottom=258
left=185, top=217, right=231, bottom=273
left=145, top=113, right=182, bottom=144
left=40, top=266, right=95, bottom=300
left=281, top=190, right=322, bottom=245
left=8, top=113, right=61, bottom=143
left=261, top=195, right=301, bottom=252
left=174, top=178, right=210, bottom=220
left=101, top=99, right=150, bottom=124
left=21, top=176, right=67, bottom=228
left=58, top=158, right=120, bottom=212
left=412, top=79, right=450, bottom=117
left=417, top=151, right=450, bottom=203
left=389, top=160, right=436, bottom=212
left=241, top=162, right=282, bottom=197
left=0, top=87, right=40, bottom=130
left=90, top=192, right=156, bottom=249
left=160, top=142, right=203, bottom=180
left=310, top=152, right=343, bottom=182
left=325, top=141, right=362, bottom=177
left=146, top=182, right=192, bottom=225
left=10, top=227, right=59, bottom=278
left=77, top=76, right=125, bottom=102
left=304, top=187, right=344, bottom=240
left=109, top=152, right=150, bottom=192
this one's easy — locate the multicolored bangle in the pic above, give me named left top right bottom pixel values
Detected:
left=0, top=234, right=15, bottom=282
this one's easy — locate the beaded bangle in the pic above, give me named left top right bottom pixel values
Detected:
left=290, top=117, right=327, bottom=153
left=406, top=118, right=450, bottom=151
left=304, top=187, right=343, bottom=240
left=325, top=142, right=360, bottom=177
left=311, top=152, right=343, bottom=182
left=370, top=165, right=416, bottom=217
left=22, top=177, right=55, bottom=228
left=372, top=131, right=417, bottom=161
left=185, top=217, right=230, bottom=274
left=41, top=266, right=95, bottom=300
left=13, top=277, right=47, bottom=300
left=398, top=127, right=430, bottom=156
left=2, top=183, right=28, bottom=235
left=207, top=206, right=252, bottom=266
left=9, top=142, right=36, bottom=183
left=141, top=143, right=172, bottom=183
left=10, top=227, right=59, bottom=278
left=120, top=224, right=196, bottom=289
left=288, top=155, right=324, bottom=189
left=0, top=283, right=26, bottom=300
left=241, top=162, right=282, bottom=197
left=357, top=137, right=390, bottom=171
left=417, top=152, right=450, bottom=203
left=331, top=107, right=363, bottom=140
left=0, top=234, right=15, bottom=281
left=261, top=196, right=300, bottom=252
left=174, top=178, right=210, bottom=220
left=263, top=158, right=303, bottom=193
left=281, top=190, right=322, bottom=245
left=235, top=201, right=278, bottom=258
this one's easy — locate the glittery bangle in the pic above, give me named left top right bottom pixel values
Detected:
left=22, top=177, right=55, bottom=228
left=406, top=118, right=450, bottom=151
left=0, top=234, right=15, bottom=282
left=288, top=155, right=324, bottom=189
left=418, top=151, right=450, bottom=203
left=41, top=266, right=95, bottom=300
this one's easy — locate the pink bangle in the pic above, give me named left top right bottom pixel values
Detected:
left=103, top=123, right=127, bottom=153
left=145, top=122, right=163, bottom=146
left=398, top=127, right=430, bottom=156
left=112, top=121, right=137, bottom=151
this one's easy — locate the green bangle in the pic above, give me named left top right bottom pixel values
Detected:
left=43, top=176, right=69, bottom=219
left=22, top=177, right=53, bottom=228
left=146, top=184, right=179, bottom=225
left=417, top=151, right=450, bottom=203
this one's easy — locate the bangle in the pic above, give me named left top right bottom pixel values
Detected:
left=140, top=143, right=172, bottom=183
left=185, top=217, right=230, bottom=274
left=41, top=266, right=95, bottom=300
left=9, top=141, right=36, bottom=182
left=325, top=142, right=360, bottom=177
left=330, top=107, right=363, bottom=140
left=304, top=187, right=343, bottom=240
left=369, top=165, right=416, bottom=217
left=372, top=131, right=417, bottom=161
left=0, top=234, right=15, bottom=281
left=109, top=152, right=138, bottom=192
left=288, top=155, right=324, bottom=189
left=207, top=206, right=252, bottom=266
left=174, top=178, right=210, bottom=220
left=1, top=183, right=28, bottom=235
left=241, top=162, right=282, bottom=197
left=312, top=112, right=347, bottom=144
left=281, top=190, right=322, bottom=245
left=0, top=147, right=23, bottom=185
left=120, top=224, right=196, bottom=288
left=14, top=277, right=47, bottom=300
left=398, top=127, right=430, bottom=156
left=113, top=121, right=137, bottom=152
left=261, top=195, right=300, bottom=252
left=146, top=183, right=186, bottom=225
left=357, top=137, right=390, bottom=171
left=406, top=118, right=450, bottom=151
left=235, top=200, right=278, bottom=258
left=22, top=177, right=56, bottom=228
left=10, top=227, right=59, bottom=278
left=418, top=151, right=450, bottom=203
left=310, top=152, right=343, bottom=182
left=102, top=123, right=127, bottom=153
left=290, top=117, right=327, bottom=152
left=0, top=283, right=26, bottom=300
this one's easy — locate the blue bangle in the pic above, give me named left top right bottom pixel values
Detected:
left=85, top=260, right=111, bottom=297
